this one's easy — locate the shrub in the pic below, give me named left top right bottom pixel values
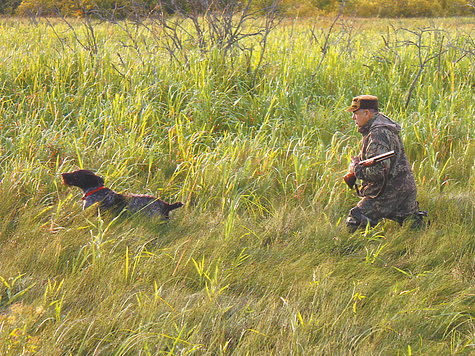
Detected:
left=346, top=0, right=473, bottom=17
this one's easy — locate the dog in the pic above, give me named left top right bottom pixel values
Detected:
left=61, top=169, right=183, bottom=219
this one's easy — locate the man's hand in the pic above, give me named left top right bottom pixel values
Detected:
left=348, top=156, right=359, bottom=174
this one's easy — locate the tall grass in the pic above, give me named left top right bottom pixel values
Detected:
left=0, top=16, right=473, bottom=354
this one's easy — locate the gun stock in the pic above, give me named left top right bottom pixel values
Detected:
left=343, top=172, right=357, bottom=188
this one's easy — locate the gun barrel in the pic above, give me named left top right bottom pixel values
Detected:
left=360, top=150, right=395, bottom=165
left=373, top=150, right=395, bottom=162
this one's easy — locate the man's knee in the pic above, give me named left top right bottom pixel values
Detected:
left=346, top=207, right=379, bottom=232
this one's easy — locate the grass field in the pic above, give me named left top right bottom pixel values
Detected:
left=0, top=15, right=473, bottom=355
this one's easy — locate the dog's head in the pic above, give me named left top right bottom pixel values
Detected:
left=61, top=170, right=105, bottom=190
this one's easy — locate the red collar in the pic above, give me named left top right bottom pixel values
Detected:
left=82, top=186, right=106, bottom=200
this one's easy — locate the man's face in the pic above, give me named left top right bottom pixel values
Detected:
left=352, top=109, right=372, bottom=128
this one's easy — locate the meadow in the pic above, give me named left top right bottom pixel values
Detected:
left=0, top=14, right=473, bottom=355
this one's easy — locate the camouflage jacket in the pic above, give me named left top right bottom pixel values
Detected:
left=354, top=113, right=417, bottom=199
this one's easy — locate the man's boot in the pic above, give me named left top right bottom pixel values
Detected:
left=408, top=210, right=429, bottom=229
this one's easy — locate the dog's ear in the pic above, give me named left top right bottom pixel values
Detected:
left=95, top=174, right=104, bottom=187
left=83, top=170, right=104, bottom=187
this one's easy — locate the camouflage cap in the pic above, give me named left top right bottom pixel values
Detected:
left=345, top=95, right=379, bottom=112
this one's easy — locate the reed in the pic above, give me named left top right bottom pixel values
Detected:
left=0, top=16, right=473, bottom=354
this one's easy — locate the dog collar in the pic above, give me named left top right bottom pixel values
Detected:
left=82, top=186, right=106, bottom=200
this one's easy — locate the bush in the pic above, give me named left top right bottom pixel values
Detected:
left=4, top=0, right=475, bottom=18
left=346, top=0, right=473, bottom=17
left=0, top=0, right=22, bottom=16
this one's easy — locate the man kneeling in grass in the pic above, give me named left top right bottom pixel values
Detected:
left=344, top=95, right=428, bottom=232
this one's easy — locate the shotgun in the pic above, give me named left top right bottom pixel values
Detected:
left=343, top=151, right=396, bottom=189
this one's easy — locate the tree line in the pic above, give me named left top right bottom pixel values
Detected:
left=0, top=0, right=473, bottom=18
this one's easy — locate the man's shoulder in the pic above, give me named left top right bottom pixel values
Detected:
left=368, top=113, right=401, bottom=134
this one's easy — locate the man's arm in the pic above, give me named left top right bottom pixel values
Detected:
left=354, top=133, right=392, bottom=183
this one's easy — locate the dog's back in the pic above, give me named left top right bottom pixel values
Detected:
left=126, top=195, right=184, bottom=218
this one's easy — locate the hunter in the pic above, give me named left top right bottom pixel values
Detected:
left=344, top=95, right=427, bottom=232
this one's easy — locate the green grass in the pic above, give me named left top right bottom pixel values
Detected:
left=0, top=16, right=473, bottom=354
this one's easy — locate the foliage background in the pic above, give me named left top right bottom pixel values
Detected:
left=0, top=10, right=473, bottom=354
left=2, top=0, right=474, bottom=17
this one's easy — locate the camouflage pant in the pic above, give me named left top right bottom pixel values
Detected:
left=346, top=187, right=422, bottom=231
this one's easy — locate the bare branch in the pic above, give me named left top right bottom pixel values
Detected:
left=310, top=0, right=346, bottom=78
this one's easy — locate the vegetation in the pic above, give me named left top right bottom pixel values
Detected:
left=0, top=12, right=473, bottom=355
left=2, top=0, right=474, bottom=17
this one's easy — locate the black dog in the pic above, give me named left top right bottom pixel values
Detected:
left=62, top=170, right=183, bottom=219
